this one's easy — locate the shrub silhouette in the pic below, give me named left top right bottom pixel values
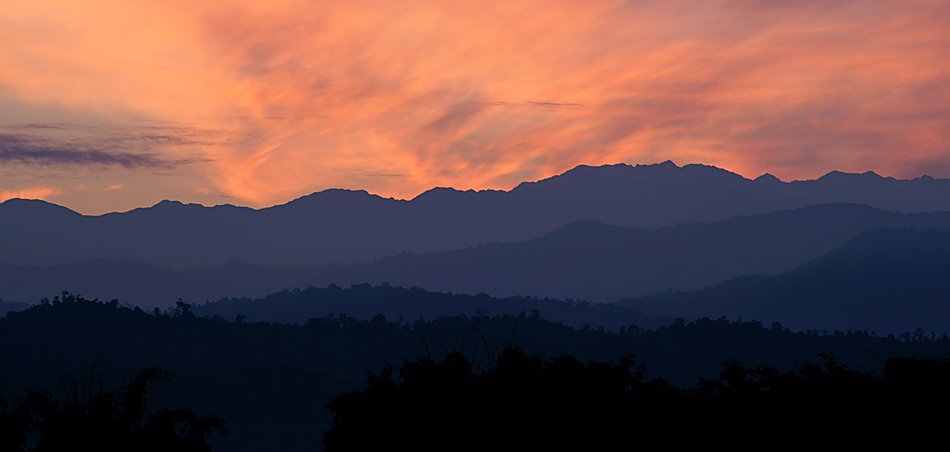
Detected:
left=1, top=368, right=226, bottom=452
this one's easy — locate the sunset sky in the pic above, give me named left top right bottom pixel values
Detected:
left=2, top=0, right=949, bottom=214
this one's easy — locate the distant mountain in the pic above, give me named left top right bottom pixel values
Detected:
left=756, top=170, right=950, bottom=213
left=619, top=228, right=950, bottom=334
left=4, top=204, right=950, bottom=309
left=4, top=161, right=950, bottom=270
left=303, top=204, right=950, bottom=301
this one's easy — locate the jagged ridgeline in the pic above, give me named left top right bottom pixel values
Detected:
left=2, top=292, right=950, bottom=451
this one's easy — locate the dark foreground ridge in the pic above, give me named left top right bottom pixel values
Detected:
left=3, top=293, right=950, bottom=451
left=325, top=347, right=950, bottom=451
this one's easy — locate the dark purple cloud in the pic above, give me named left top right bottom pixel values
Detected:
left=0, top=133, right=208, bottom=170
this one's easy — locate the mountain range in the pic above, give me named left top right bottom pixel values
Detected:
left=4, top=161, right=950, bottom=271
left=4, top=160, right=950, bottom=334
left=2, top=203, right=950, bottom=311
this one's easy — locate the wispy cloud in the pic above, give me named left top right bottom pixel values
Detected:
left=0, top=133, right=212, bottom=169
left=527, top=102, right=583, bottom=109
left=0, top=134, right=181, bottom=169
left=1, top=0, right=949, bottom=209
left=13, top=124, right=65, bottom=130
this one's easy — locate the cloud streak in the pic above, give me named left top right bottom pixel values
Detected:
left=1, top=0, right=949, bottom=210
left=0, top=134, right=204, bottom=169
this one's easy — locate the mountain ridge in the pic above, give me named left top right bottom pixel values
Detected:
left=9, top=161, right=949, bottom=216
left=4, top=161, right=950, bottom=270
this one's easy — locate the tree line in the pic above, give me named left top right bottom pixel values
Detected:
left=3, top=290, right=950, bottom=451
left=325, top=347, right=950, bottom=451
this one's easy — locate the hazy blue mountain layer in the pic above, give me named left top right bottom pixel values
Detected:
left=619, top=228, right=950, bottom=334
left=4, top=161, right=950, bottom=270
left=2, top=204, right=950, bottom=312
left=301, top=204, right=950, bottom=302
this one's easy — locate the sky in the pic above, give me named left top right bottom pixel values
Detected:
left=1, top=0, right=949, bottom=214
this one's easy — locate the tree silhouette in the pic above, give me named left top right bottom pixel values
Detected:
left=324, top=347, right=950, bottom=451
left=323, top=347, right=679, bottom=451
left=1, top=368, right=226, bottom=452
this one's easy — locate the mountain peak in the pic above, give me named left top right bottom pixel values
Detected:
left=152, top=199, right=185, bottom=208
left=1, top=197, right=62, bottom=207
left=412, top=186, right=463, bottom=200
left=650, top=160, right=677, bottom=168
left=513, top=161, right=688, bottom=193
left=0, top=198, right=81, bottom=217
left=148, top=199, right=226, bottom=211
left=275, top=188, right=391, bottom=210
left=818, top=170, right=884, bottom=181
left=754, top=173, right=784, bottom=184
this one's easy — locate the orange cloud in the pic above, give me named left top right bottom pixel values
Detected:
left=1, top=0, right=949, bottom=211
left=0, top=186, right=63, bottom=203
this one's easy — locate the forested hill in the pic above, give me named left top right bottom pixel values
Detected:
left=3, top=295, right=950, bottom=450
left=190, top=283, right=665, bottom=331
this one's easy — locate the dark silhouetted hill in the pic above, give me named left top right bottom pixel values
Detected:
left=620, top=228, right=950, bottom=333
left=4, top=161, right=950, bottom=270
left=5, top=295, right=950, bottom=451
